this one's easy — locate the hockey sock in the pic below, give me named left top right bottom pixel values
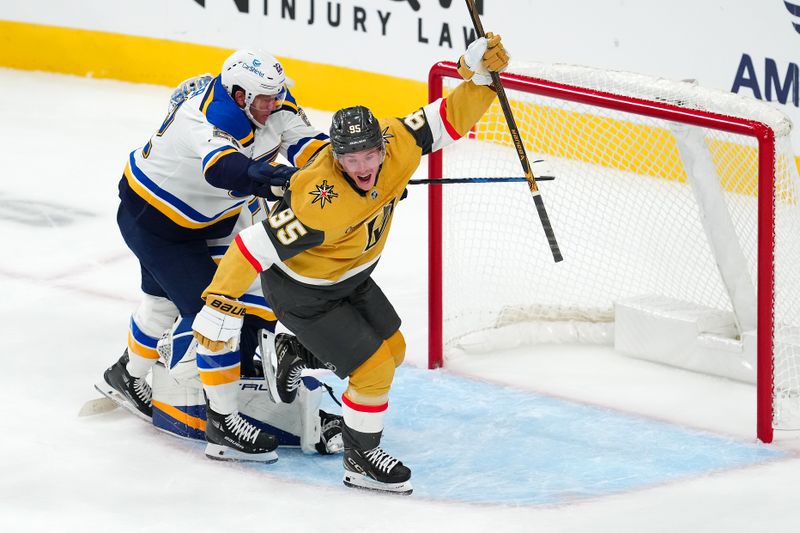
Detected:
left=127, top=316, right=162, bottom=378
left=341, top=394, right=386, bottom=450
left=126, top=295, right=179, bottom=377
left=196, top=344, right=241, bottom=414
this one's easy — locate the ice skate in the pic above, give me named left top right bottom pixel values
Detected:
left=204, top=404, right=279, bottom=463
left=94, top=350, right=152, bottom=422
left=316, top=410, right=344, bottom=455
left=267, top=333, right=310, bottom=404
left=343, top=446, right=413, bottom=495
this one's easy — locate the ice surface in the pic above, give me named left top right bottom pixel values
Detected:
left=1, top=68, right=799, bottom=533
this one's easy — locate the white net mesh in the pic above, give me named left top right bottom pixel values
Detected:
left=435, top=62, right=800, bottom=430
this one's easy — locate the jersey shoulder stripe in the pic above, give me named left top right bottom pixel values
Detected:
left=202, top=146, right=239, bottom=174
left=277, top=89, right=299, bottom=114
left=286, top=133, right=329, bottom=166
left=201, top=76, right=255, bottom=147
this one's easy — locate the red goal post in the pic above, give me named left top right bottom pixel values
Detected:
left=427, top=60, right=799, bottom=444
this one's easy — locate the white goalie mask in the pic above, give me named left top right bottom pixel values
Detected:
left=220, top=49, right=292, bottom=128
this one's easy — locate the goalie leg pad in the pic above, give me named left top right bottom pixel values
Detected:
left=239, top=375, right=324, bottom=453
left=150, top=362, right=342, bottom=454
left=150, top=362, right=207, bottom=440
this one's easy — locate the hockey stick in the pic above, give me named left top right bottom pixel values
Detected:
left=409, top=175, right=554, bottom=185
left=464, top=0, right=563, bottom=262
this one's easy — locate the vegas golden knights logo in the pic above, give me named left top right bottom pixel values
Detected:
left=364, top=199, right=396, bottom=251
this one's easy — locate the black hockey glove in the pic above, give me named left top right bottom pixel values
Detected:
left=248, top=161, right=297, bottom=201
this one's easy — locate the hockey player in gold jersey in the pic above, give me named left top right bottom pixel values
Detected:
left=192, top=33, right=510, bottom=493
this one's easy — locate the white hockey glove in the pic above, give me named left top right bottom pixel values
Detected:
left=458, top=32, right=510, bottom=86
left=191, top=295, right=246, bottom=352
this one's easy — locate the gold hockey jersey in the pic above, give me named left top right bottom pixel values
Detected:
left=203, top=80, right=497, bottom=300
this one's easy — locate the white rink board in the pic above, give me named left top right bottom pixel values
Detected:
left=2, top=1, right=800, bottom=146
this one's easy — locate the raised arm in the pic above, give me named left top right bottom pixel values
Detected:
left=398, top=32, right=510, bottom=155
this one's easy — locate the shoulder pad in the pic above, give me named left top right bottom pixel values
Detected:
left=200, top=76, right=255, bottom=147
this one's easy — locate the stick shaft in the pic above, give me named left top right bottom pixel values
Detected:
left=410, top=176, right=554, bottom=185
left=464, top=0, right=563, bottom=262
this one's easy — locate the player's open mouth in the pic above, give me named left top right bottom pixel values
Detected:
left=357, top=175, right=371, bottom=182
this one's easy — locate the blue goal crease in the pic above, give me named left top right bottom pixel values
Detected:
left=246, top=367, right=787, bottom=505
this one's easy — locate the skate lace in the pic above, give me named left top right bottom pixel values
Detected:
left=286, top=366, right=304, bottom=392
left=277, top=337, right=307, bottom=393
left=225, top=413, right=260, bottom=443
left=321, top=415, right=342, bottom=433
left=364, top=447, right=399, bottom=473
left=133, top=378, right=152, bottom=404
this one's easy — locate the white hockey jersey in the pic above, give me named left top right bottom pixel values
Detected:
left=119, top=75, right=328, bottom=241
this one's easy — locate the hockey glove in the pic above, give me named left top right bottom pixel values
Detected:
left=248, top=161, right=297, bottom=201
left=458, top=32, right=510, bottom=86
left=192, top=295, right=246, bottom=352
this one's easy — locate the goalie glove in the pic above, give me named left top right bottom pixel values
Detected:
left=458, top=32, right=510, bottom=86
left=191, top=295, right=246, bottom=352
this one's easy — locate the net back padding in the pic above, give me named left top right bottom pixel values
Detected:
left=427, top=61, right=800, bottom=443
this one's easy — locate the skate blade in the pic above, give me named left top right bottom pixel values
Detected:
left=263, top=352, right=283, bottom=404
left=93, top=382, right=152, bottom=423
left=342, top=472, right=413, bottom=495
left=259, top=331, right=281, bottom=404
left=204, top=443, right=278, bottom=464
left=78, top=397, right=119, bottom=417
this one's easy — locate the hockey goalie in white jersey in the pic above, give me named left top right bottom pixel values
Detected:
left=94, top=49, right=342, bottom=461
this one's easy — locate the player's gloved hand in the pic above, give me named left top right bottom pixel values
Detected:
left=248, top=161, right=297, bottom=201
left=191, top=295, right=246, bottom=352
left=458, top=32, right=510, bottom=86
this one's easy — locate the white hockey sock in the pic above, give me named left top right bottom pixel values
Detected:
left=126, top=295, right=179, bottom=378
left=341, top=394, right=387, bottom=435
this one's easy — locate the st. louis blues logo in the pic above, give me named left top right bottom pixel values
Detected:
left=309, top=180, right=338, bottom=208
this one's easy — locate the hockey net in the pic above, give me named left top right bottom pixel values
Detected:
left=427, top=61, right=800, bottom=443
